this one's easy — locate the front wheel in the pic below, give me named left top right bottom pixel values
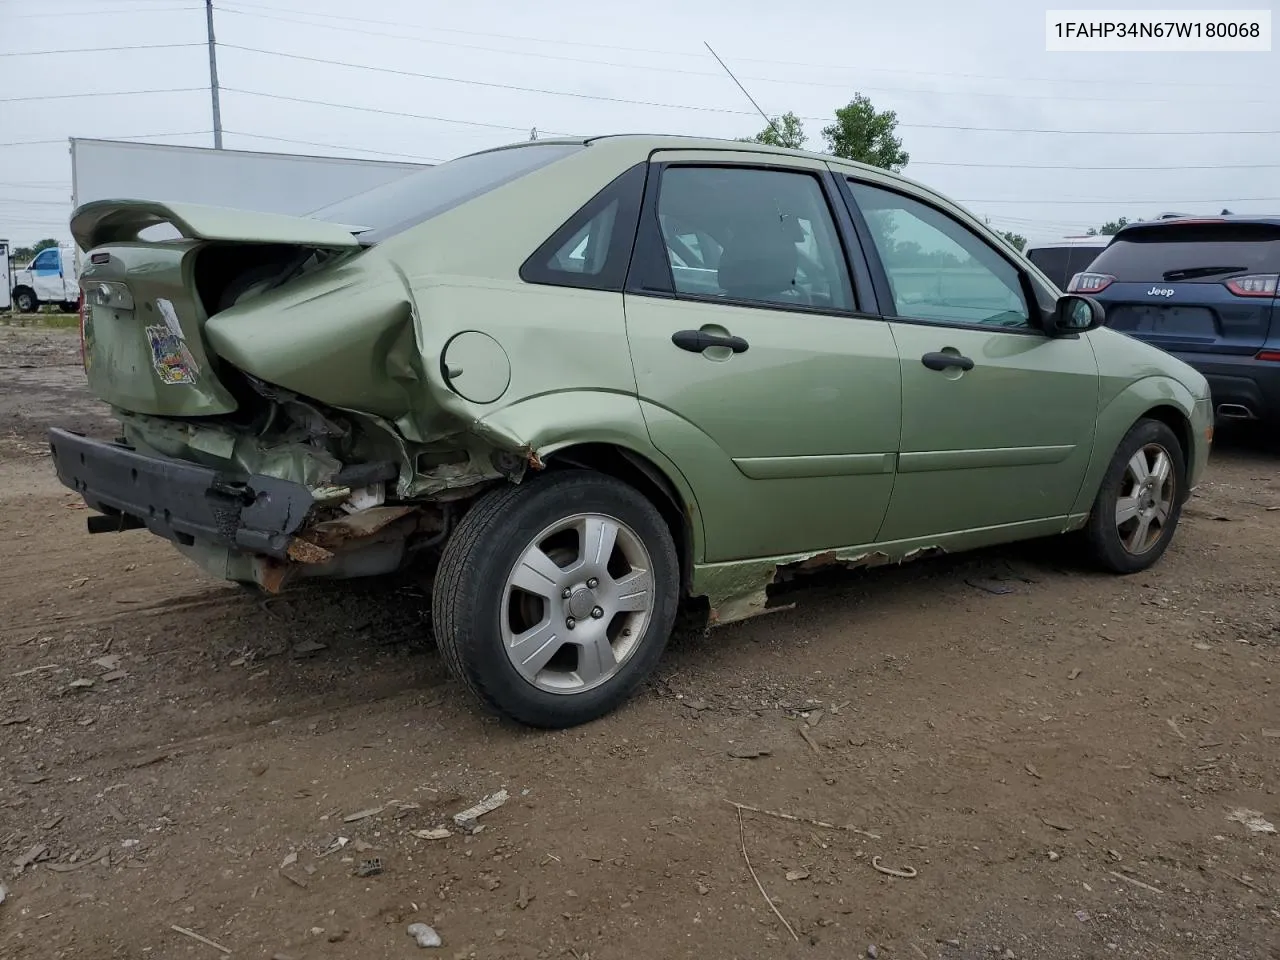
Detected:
left=432, top=471, right=679, bottom=728
left=1083, top=418, right=1186, bottom=574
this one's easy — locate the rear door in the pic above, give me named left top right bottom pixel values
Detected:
left=1082, top=221, right=1280, bottom=357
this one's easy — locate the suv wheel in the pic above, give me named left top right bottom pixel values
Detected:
left=432, top=470, right=679, bottom=728
left=1083, top=418, right=1186, bottom=574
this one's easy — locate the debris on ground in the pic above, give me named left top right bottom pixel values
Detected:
left=13, top=843, right=48, bottom=873
left=966, top=578, right=1016, bottom=595
left=1226, top=808, right=1276, bottom=834
left=453, top=789, right=508, bottom=827
left=785, top=868, right=810, bottom=881
left=343, top=806, right=384, bottom=823
left=407, top=923, right=442, bottom=948
left=355, top=858, right=384, bottom=878
left=516, top=885, right=534, bottom=909
left=170, top=924, right=232, bottom=955
left=0, top=881, right=8, bottom=904
left=291, top=639, right=328, bottom=658
left=728, top=746, right=771, bottom=759
left=318, top=837, right=350, bottom=858
left=412, top=827, right=452, bottom=841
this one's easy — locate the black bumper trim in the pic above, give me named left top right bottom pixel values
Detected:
left=47, top=427, right=316, bottom=558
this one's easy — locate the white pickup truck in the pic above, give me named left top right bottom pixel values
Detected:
left=10, top=245, right=79, bottom=314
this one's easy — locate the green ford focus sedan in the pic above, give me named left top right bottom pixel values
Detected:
left=52, top=135, right=1212, bottom=728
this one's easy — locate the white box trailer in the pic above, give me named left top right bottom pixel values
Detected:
left=0, top=239, right=11, bottom=311
left=50, top=138, right=431, bottom=311
left=70, top=138, right=430, bottom=221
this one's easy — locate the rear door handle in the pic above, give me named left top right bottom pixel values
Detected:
left=672, top=330, right=750, bottom=354
left=921, top=351, right=974, bottom=372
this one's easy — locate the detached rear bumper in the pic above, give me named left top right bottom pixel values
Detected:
left=47, top=427, right=315, bottom=558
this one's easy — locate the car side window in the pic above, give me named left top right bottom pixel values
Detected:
left=520, top=162, right=646, bottom=292
left=33, top=249, right=59, bottom=271
left=655, top=166, right=854, bottom=312
left=847, top=180, right=1031, bottom=329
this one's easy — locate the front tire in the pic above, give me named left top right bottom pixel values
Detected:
left=432, top=471, right=679, bottom=728
left=1083, top=418, right=1185, bottom=574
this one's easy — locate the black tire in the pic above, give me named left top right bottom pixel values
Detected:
left=12, top=288, right=37, bottom=314
left=432, top=470, right=679, bottom=728
left=58, top=301, right=78, bottom=314
left=1083, top=418, right=1186, bottom=574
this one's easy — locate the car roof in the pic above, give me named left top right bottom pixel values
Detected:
left=470, top=133, right=940, bottom=196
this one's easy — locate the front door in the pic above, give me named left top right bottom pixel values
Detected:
left=623, top=154, right=901, bottom=562
left=842, top=178, right=1100, bottom=543
left=30, top=247, right=64, bottom=302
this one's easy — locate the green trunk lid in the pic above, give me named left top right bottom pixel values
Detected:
left=80, top=242, right=241, bottom=417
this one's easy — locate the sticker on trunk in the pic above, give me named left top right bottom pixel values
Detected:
left=145, top=303, right=199, bottom=385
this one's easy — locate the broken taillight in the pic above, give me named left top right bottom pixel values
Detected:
left=77, top=291, right=87, bottom=370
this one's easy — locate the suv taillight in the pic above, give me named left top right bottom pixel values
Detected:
left=1067, top=272, right=1115, bottom=294
left=1224, top=274, right=1278, bottom=297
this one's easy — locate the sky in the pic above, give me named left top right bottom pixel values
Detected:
left=1, top=0, right=1277, bottom=248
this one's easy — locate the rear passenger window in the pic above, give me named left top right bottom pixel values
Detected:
left=654, top=166, right=854, bottom=312
left=520, top=162, right=646, bottom=292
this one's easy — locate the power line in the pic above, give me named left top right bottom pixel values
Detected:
left=915, top=159, right=1280, bottom=171
left=217, top=45, right=1280, bottom=137
left=0, top=131, right=211, bottom=148
left=213, top=4, right=1273, bottom=108
left=0, top=43, right=204, bottom=57
left=4, top=4, right=199, bottom=16
left=962, top=196, right=1280, bottom=206
left=223, top=130, right=441, bottom=162
left=218, top=44, right=761, bottom=117
left=0, top=197, right=69, bottom=207
left=1, top=88, right=205, bottom=104
left=231, top=0, right=1265, bottom=92
left=224, top=87, right=574, bottom=136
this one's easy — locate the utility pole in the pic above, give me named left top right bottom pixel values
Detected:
left=205, top=0, right=223, bottom=148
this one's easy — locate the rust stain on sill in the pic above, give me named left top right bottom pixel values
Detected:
left=704, top=545, right=944, bottom=628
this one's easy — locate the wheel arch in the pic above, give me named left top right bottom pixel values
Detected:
left=539, top=441, right=698, bottom=593
left=11, top=284, right=37, bottom=307
left=1072, top=377, right=1199, bottom=516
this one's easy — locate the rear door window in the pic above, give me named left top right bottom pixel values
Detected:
left=652, top=165, right=856, bottom=312
left=1089, top=223, right=1280, bottom=282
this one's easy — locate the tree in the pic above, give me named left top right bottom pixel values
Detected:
left=11, top=238, right=58, bottom=262
left=999, top=230, right=1027, bottom=252
left=821, top=94, right=909, bottom=171
left=1086, top=218, right=1130, bottom=236
left=737, top=111, right=807, bottom=149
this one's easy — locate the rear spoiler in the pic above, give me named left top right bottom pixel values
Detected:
left=71, top=199, right=366, bottom=252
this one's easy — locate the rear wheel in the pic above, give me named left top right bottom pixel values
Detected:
left=432, top=471, right=679, bottom=728
left=12, top=288, right=37, bottom=314
left=1083, top=418, right=1185, bottom=574
left=58, top=301, right=78, bottom=314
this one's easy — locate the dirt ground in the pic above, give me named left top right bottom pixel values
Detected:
left=1, top=322, right=1276, bottom=960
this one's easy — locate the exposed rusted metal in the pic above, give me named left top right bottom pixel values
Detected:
left=287, top=538, right=335, bottom=565
left=702, top=545, right=945, bottom=628
left=302, top=505, right=417, bottom=549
